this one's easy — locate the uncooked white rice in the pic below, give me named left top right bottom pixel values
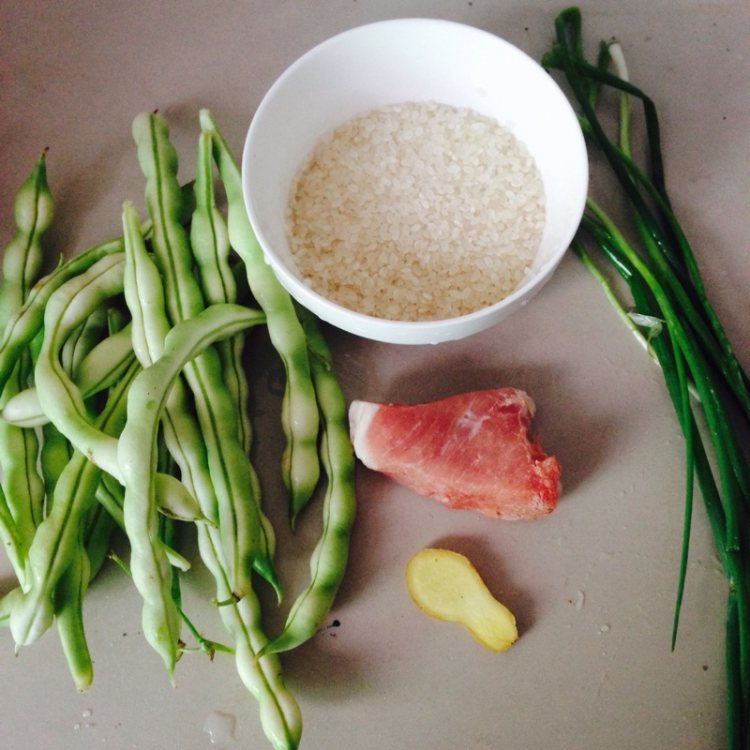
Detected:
left=286, top=101, right=545, bottom=321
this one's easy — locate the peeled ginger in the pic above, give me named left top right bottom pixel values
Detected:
left=405, top=548, right=518, bottom=652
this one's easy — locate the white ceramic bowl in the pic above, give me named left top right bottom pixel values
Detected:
left=242, top=18, right=587, bottom=345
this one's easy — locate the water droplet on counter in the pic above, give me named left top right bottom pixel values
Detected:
left=203, top=711, right=236, bottom=746
left=73, top=723, right=81, bottom=731
left=82, top=708, right=93, bottom=719
left=598, top=623, right=611, bottom=634
left=574, top=590, right=586, bottom=611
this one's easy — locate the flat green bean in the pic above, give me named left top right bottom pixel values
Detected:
left=0, top=152, right=52, bottom=328
left=123, top=188, right=297, bottom=744
left=55, top=536, right=93, bottom=692
left=0, top=238, right=123, bottom=399
left=31, top=251, right=198, bottom=518
left=10, top=359, right=141, bottom=647
left=3, top=387, right=52, bottom=428
left=117, top=301, right=265, bottom=676
left=191, top=131, right=236, bottom=318
left=190, top=132, right=274, bottom=557
left=0, top=587, right=17, bottom=627
left=83, top=497, right=117, bottom=580
left=70, top=323, right=136, bottom=397
left=40, top=422, right=71, bottom=501
left=0, top=485, right=26, bottom=586
left=200, top=109, right=320, bottom=523
left=61, top=307, right=107, bottom=380
left=0, top=181, right=195, bottom=398
left=0, top=419, right=43, bottom=557
left=197, top=524, right=302, bottom=750
left=54, top=491, right=117, bottom=692
left=34, top=253, right=126, bottom=477
left=191, top=130, right=252, bottom=454
left=122, top=199, right=220, bottom=528
left=40, top=404, right=99, bottom=693
left=93, top=473, right=190, bottom=572
left=263, top=307, right=356, bottom=654
left=3, top=324, right=135, bottom=429
left=0, top=153, right=53, bottom=583
left=93, top=474, right=124, bottom=529
left=133, top=112, right=276, bottom=596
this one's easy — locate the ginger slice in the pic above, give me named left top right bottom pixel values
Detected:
left=405, top=548, right=518, bottom=652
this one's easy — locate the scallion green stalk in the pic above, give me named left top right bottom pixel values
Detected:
left=543, top=9, right=750, bottom=748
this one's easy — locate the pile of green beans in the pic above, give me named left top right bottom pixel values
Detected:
left=0, top=111, right=356, bottom=750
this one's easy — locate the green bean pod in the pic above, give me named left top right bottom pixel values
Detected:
left=38, top=389, right=95, bottom=693
left=132, top=113, right=202, bottom=323
left=70, top=323, right=136, bottom=398
left=190, top=132, right=275, bottom=556
left=132, top=113, right=276, bottom=596
left=3, top=385, right=52, bottom=428
left=0, top=238, right=123, bottom=398
left=117, top=302, right=265, bottom=676
left=0, top=153, right=54, bottom=581
left=196, top=524, right=302, bottom=750
left=55, top=497, right=116, bottom=692
left=122, top=199, right=221, bottom=530
left=83, top=498, right=118, bottom=581
left=122, top=200, right=219, bottom=525
left=191, top=129, right=252, bottom=453
left=0, top=587, right=20, bottom=628
left=191, top=131, right=236, bottom=316
left=0, top=487, right=27, bottom=586
left=263, top=308, right=356, bottom=654
left=40, top=422, right=71, bottom=502
left=55, top=538, right=93, bottom=692
left=0, top=348, right=44, bottom=542
left=199, top=109, right=320, bottom=522
left=61, top=307, right=108, bottom=380
left=31, top=249, right=200, bottom=520
left=93, top=474, right=125, bottom=529
left=34, top=253, right=126, bottom=477
left=0, top=420, right=44, bottom=549
left=3, top=323, right=135, bottom=429
left=93, top=474, right=190, bottom=572
left=0, top=180, right=196, bottom=398
left=0, top=151, right=53, bottom=328
left=9, top=359, right=141, bottom=647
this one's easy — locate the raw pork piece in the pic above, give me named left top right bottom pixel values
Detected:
left=349, top=388, right=561, bottom=520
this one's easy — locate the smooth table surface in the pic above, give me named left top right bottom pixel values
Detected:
left=1, top=1, right=749, bottom=749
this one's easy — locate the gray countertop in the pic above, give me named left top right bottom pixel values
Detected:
left=1, top=2, right=748, bottom=749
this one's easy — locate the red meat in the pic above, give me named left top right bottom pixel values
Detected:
left=349, top=388, right=561, bottom=520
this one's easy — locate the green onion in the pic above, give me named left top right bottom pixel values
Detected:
left=544, top=8, right=749, bottom=748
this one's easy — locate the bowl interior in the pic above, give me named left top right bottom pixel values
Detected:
left=242, top=18, right=587, bottom=343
